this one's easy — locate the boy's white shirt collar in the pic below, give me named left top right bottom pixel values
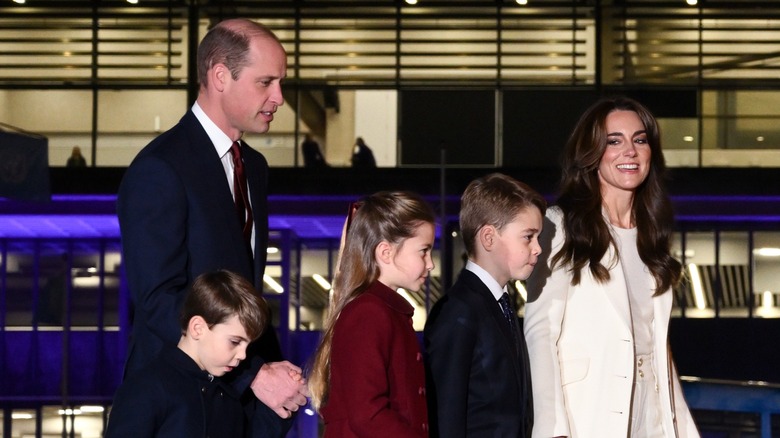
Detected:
left=465, top=260, right=506, bottom=302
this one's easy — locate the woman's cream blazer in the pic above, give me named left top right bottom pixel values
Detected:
left=524, top=207, right=699, bottom=438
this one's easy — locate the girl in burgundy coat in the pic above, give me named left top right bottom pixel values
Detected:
left=309, top=191, right=435, bottom=437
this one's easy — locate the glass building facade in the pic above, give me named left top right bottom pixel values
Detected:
left=1, top=1, right=780, bottom=437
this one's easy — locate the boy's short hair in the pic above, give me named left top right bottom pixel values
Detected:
left=459, top=173, right=547, bottom=256
left=180, top=270, right=269, bottom=341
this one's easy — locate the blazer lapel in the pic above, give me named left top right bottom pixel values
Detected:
left=182, top=112, right=240, bottom=225
left=463, top=272, right=525, bottom=383
left=653, top=286, right=673, bottom=348
left=242, top=143, right=268, bottom=288
left=600, top=245, right=633, bottom=330
left=182, top=111, right=252, bottom=268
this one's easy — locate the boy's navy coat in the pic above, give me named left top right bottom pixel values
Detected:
left=424, top=269, right=533, bottom=438
left=106, top=347, right=276, bottom=438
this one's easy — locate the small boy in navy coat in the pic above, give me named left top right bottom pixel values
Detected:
left=106, top=270, right=273, bottom=438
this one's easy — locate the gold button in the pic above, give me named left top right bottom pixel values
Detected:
left=639, top=370, right=644, bottom=378
left=638, top=358, right=643, bottom=366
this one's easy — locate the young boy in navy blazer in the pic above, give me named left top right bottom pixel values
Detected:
left=106, top=270, right=271, bottom=438
left=424, top=173, right=546, bottom=438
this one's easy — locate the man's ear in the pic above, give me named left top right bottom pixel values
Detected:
left=375, top=241, right=393, bottom=265
left=477, top=225, right=496, bottom=252
left=188, top=315, right=209, bottom=340
left=210, top=63, right=230, bottom=92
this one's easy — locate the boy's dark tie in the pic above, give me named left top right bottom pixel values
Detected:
left=498, top=292, right=519, bottom=353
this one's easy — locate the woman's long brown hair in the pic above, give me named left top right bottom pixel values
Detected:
left=553, top=96, right=681, bottom=295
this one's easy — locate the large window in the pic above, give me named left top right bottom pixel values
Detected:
left=2, top=3, right=779, bottom=168
left=672, top=229, right=780, bottom=319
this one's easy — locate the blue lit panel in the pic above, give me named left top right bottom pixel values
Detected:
left=269, top=215, right=346, bottom=239
left=0, top=214, right=352, bottom=240
left=0, top=215, right=120, bottom=238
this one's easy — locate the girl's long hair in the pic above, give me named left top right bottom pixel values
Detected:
left=553, top=96, right=681, bottom=295
left=307, top=191, right=436, bottom=410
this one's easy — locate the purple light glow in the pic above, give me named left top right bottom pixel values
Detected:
left=0, top=194, right=777, bottom=239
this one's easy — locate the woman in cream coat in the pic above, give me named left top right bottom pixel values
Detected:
left=524, top=97, right=699, bottom=438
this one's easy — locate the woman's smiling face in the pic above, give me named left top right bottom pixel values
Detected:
left=598, top=110, right=652, bottom=197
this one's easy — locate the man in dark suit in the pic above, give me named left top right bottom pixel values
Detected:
left=424, top=173, right=545, bottom=438
left=117, top=18, right=307, bottom=436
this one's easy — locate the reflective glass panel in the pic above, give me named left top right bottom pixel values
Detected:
left=753, top=231, right=780, bottom=318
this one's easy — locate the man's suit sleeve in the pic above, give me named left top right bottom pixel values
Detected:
left=117, top=155, right=189, bottom=351
left=246, top=396, right=294, bottom=438
left=105, top=375, right=163, bottom=437
left=424, top=295, right=476, bottom=438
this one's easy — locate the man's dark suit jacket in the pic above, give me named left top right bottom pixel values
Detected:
left=424, top=269, right=533, bottom=438
left=116, top=110, right=287, bottom=435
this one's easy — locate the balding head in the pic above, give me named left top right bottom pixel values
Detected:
left=196, top=18, right=283, bottom=89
